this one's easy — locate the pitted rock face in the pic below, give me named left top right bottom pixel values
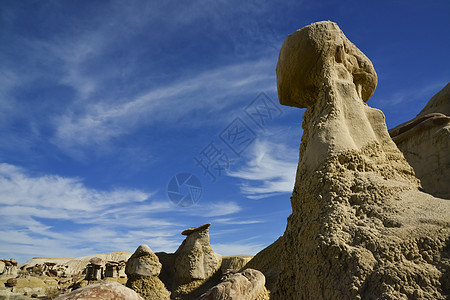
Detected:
left=276, top=21, right=410, bottom=174
left=125, top=244, right=170, bottom=300
left=174, top=224, right=221, bottom=282
left=276, top=21, right=377, bottom=109
left=171, top=223, right=222, bottom=298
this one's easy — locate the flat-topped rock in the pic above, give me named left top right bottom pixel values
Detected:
left=181, top=223, right=211, bottom=235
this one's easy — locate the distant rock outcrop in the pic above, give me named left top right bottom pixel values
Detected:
left=199, top=268, right=267, bottom=300
left=389, top=82, right=450, bottom=199
left=0, top=259, right=18, bottom=276
left=125, top=244, right=170, bottom=300
left=172, top=223, right=222, bottom=299
left=55, top=280, right=144, bottom=300
left=85, top=257, right=104, bottom=281
left=23, top=252, right=132, bottom=278
left=220, top=255, right=253, bottom=274
left=271, top=21, right=450, bottom=299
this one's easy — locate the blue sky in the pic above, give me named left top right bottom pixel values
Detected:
left=1, top=0, right=449, bottom=263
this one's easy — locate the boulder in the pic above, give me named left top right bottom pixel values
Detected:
left=389, top=83, right=450, bottom=199
left=244, top=236, right=282, bottom=291
left=0, top=260, right=4, bottom=274
left=199, top=269, right=266, bottom=300
left=125, top=244, right=170, bottom=300
left=126, top=245, right=161, bottom=277
left=271, top=21, right=450, bottom=299
left=6, top=278, right=17, bottom=287
left=89, top=257, right=104, bottom=266
left=55, top=280, right=144, bottom=300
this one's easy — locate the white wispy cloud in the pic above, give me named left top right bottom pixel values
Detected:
left=211, top=242, right=265, bottom=256
left=0, top=163, right=149, bottom=211
left=1, top=1, right=282, bottom=161
left=0, top=163, right=243, bottom=262
left=51, top=58, right=276, bottom=154
left=227, top=134, right=298, bottom=199
left=213, top=218, right=263, bottom=225
left=376, top=81, right=448, bottom=108
left=186, top=202, right=242, bottom=217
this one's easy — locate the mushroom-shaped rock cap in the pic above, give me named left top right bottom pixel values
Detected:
left=89, top=257, right=104, bottom=266
left=182, top=223, right=211, bottom=235
left=276, top=21, right=377, bottom=108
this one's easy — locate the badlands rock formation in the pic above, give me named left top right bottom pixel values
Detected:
left=125, top=244, right=170, bottom=300
left=389, top=82, right=450, bottom=199
left=0, top=253, right=130, bottom=299
left=171, top=223, right=222, bottom=299
left=272, top=21, right=450, bottom=299
left=245, top=237, right=282, bottom=291
left=0, top=259, right=18, bottom=277
left=23, top=252, right=131, bottom=278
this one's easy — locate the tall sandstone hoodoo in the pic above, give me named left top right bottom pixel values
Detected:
left=171, top=223, right=222, bottom=299
left=272, top=21, right=450, bottom=299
